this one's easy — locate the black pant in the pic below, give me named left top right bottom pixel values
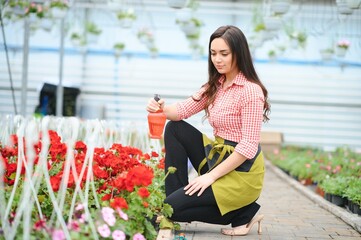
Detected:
left=164, top=120, right=260, bottom=227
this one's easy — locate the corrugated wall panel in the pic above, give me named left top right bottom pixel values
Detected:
left=1, top=51, right=360, bottom=150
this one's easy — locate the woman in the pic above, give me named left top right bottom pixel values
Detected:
left=146, top=25, right=270, bottom=236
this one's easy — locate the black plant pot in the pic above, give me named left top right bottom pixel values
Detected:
left=324, top=192, right=332, bottom=202
left=352, top=202, right=361, bottom=215
left=346, top=200, right=353, bottom=212
left=331, top=194, right=345, bottom=207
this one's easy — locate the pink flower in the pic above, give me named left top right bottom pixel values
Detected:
left=98, top=224, right=111, bottom=238
left=337, top=39, right=350, bottom=49
left=75, top=203, right=84, bottom=211
left=52, top=230, right=65, bottom=240
left=67, top=220, right=80, bottom=231
left=116, top=208, right=128, bottom=221
left=112, top=230, right=126, bottom=240
left=305, top=163, right=311, bottom=168
left=102, top=207, right=116, bottom=226
left=133, top=233, right=146, bottom=240
left=79, top=213, right=87, bottom=223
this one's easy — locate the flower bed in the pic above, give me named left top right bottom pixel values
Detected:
left=0, top=116, right=172, bottom=239
left=266, top=145, right=361, bottom=215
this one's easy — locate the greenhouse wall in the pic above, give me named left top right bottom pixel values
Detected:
left=1, top=0, right=360, bottom=150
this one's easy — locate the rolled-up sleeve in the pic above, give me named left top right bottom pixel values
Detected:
left=234, top=86, right=264, bottom=159
left=176, top=87, right=207, bottom=120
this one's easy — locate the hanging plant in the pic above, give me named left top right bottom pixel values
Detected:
left=270, top=0, right=291, bottom=15
left=70, top=32, right=86, bottom=47
left=86, top=22, right=102, bottom=35
left=319, top=48, right=334, bottom=61
left=176, top=17, right=203, bottom=37
left=85, top=22, right=102, bottom=44
left=48, top=0, right=69, bottom=18
left=268, top=49, right=277, bottom=61
left=167, top=0, right=188, bottom=9
left=49, top=0, right=69, bottom=10
left=336, top=39, right=350, bottom=57
left=8, top=0, right=28, bottom=16
left=113, top=42, right=125, bottom=57
left=137, top=27, right=155, bottom=46
left=264, top=15, right=282, bottom=31
left=149, top=46, right=159, bottom=58
left=117, top=8, right=136, bottom=28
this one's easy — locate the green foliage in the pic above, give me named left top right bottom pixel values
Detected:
left=86, top=22, right=102, bottom=35
left=343, top=177, right=361, bottom=205
left=319, top=176, right=351, bottom=196
left=267, top=145, right=361, bottom=184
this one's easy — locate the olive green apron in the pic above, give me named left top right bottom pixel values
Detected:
left=199, top=135, right=265, bottom=216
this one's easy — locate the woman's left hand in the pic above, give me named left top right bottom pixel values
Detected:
left=184, top=173, right=216, bottom=197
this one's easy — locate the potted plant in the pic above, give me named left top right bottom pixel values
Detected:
left=346, top=0, right=361, bottom=9
left=149, top=46, right=159, bottom=58
left=343, top=177, right=361, bottom=215
left=167, top=0, right=188, bottom=9
left=113, top=42, right=125, bottom=57
left=176, top=17, right=203, bottom=37
left=117, top=8, right=136, bottom=28
left=320, top=48, right=334, bottom=61
left=137, top=27, right=155, bottom=47
left=319, top=176, right=348, bottom=207
left=8, top=0, right=28, bottom=16
left=336, top=1, right=353, bottom=14
left=264, top=15, right=282, bottom=31
left=268, top=50, right=277, bottom=61
left=86, top=22, right=102, bottom=44
left=190, top=43, right=204, bottom=60
left=271, top=0, right=291, bottom=15
left=336, top=39, right=350, bottom=57
left=49, top=0, right=69, bottom=18
left=70, top=32, right=86, bottom=47
left=289, top=31, right=307, bottom=49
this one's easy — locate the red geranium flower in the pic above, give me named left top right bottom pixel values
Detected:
left=137, top=187, right=150, bottom=198
left=110, top=197, right=128, bottom=209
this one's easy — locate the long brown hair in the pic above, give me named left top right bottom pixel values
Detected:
left=200, top=25, right=270, bottom=122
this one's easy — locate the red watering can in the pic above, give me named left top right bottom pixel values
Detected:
left=148, top=94, right=166, bottom=139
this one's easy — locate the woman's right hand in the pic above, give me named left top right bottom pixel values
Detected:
left=146, top=97, right=165, bottom=113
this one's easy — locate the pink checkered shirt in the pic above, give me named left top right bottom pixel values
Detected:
left=176, top=72, right=265, bottom=159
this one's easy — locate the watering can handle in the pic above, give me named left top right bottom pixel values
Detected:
left=154, top=94, right=161, bottom=102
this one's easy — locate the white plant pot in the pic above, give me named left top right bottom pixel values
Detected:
left=336, top=47, right=347, bottom=57
left=114, top=49, right=123, bottom=58
left=41, top=18, right=53, bottom=31
left=51, top=8, right=68, bottom=19
left=138, top=35, right=150, bottom=44
left=120, top=18, right=134, bottom=28
left=12, top=6, right=27, bottom=16
left=337, top=2, right=353, bottom=14
left=167, top=0, right=188, bottom=9
left=346, top=0, right=361, bottom=8
left=28, top=13, right=38, bottom=23
left=271, top=2, right=291, bottom=14
left=320, top=50, right=333, bottom=61
left=264, top=17, right=282, bottom=31
left=187, top=38, right=199, bottom=47
left=180, top=22, right=199, bottom=36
